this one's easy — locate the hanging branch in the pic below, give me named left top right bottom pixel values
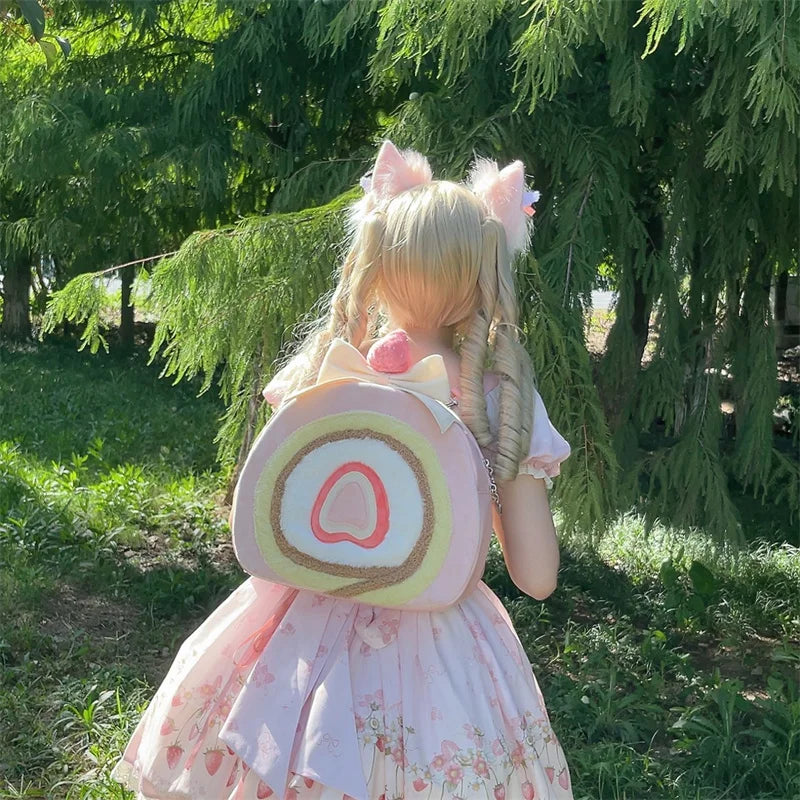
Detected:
left=563, top=172, right=594, bottom=307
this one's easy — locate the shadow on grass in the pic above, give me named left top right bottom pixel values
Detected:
left=486, top=541, right=656, bottom=629
left=0, top=340, right=223, bottom=474
left=1, top=440, right=243, bottom=698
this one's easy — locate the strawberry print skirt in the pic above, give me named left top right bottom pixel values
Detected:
left=112, top=578, right=574, bottom=799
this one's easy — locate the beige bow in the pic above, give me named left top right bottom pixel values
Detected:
left=317, top=338, right=457, bottom=432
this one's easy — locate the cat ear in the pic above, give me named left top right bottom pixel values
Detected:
left=468, top=158, right=538, bottom=256
left=362, top=140, right=433, bottom=200
left=350, top=140, right=434, bottom=236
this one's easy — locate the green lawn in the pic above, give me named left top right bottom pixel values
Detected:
left=1, top=343, right=798, bottom=800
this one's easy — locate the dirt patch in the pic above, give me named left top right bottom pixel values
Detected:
left=40, top=581, right=141, bottom=643
left=681, top=632, right=790, bottom=693
left=121, top=529, right=239, bottom=575
left=585, top=308, right=615, bottom=355
left=584, top=307, right=661, bottom=364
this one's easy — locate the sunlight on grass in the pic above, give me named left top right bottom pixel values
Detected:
left=2, top=343, right=798, bottom=799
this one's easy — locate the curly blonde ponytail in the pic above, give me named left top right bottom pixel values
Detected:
left=491, top=225, right=534, bottom=481
left=459, top=217, right=534, bottom=482
left=458, top=219, right=500, bottom=448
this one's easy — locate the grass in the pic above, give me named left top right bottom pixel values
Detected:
left=1, top=341, right=798, bottom=800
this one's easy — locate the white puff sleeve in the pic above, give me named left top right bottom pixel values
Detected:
left=262, top=366, right=292, bottom=410
left=485, top=384, right=571, bottom=489
left=261, top=351, right=311, bottom=410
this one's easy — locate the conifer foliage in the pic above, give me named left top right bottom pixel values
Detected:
left=18, top=0, right=800, bottom=541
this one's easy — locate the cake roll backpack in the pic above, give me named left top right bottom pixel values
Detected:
left=231, top=337, right=494, bottom=611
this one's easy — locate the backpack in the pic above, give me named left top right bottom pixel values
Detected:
left=231, top=338, right=493, bottom=611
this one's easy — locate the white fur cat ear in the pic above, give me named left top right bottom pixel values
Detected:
left=365, top=140, right=433, bottom=200
left=468, top=158, right=539, bottom=257
left=349, top=140, right=433, bottom=235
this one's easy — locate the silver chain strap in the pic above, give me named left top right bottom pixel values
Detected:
left=483, top=458, right=502, bottom=515
left=447, top=394, right=501, bottom=513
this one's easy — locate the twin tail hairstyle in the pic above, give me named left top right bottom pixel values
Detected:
left=275, top=140, right=540, bottom=482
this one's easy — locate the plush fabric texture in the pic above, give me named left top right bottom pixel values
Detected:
left=349, top=141, right=433, bottom=235
left=468, top=158, right=532, bottom=257
left=368, top=141, right=433, bottom=202
left=235, top=341, right=491, bottom=611
left=366, top=329, right=413, bottom=374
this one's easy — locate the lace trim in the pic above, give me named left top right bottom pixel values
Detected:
left=517, top=463, right=554, bottom=489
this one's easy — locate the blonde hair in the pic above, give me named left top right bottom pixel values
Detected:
left=277, top=180, right=533, bottom=481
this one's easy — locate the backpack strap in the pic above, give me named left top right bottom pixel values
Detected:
left=483, top=457, right=502, bottom=515
left=443, top=393, right=502, bottom=515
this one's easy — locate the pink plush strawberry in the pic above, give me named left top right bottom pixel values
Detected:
left=493, top=785, right=506, bottom=800
left=522, top=780, right=536, bottom=800
left=545, top=766, right=555, bottom=783
left=413, top=778, right=428, bottom=792
left=165, top=744, right=183, bottom=770
left=367, top=330, right=413, bottom=374
left=204, top=748, right=224, bottom=776
left=256, top=781, right=273, bottom=799
left=558, top=769, right=570, bottom=789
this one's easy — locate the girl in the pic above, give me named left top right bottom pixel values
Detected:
left=113, top=140, right=574, bottom=800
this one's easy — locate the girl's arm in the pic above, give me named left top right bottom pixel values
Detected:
left=492, top=475, right=560, bottom=600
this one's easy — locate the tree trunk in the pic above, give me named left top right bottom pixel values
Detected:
left=119, top=264, right=135, bottom=354
left=774, top=270, right=788, bottom=324
left=733, top=243, right=772, bottom=441
left=630, top=262, right=652, bottom=371
left=597, top=210, right=663, bottom=429
left=634, top=212, right=664, bottom=361
left=1, top=250, right=32, bottom=341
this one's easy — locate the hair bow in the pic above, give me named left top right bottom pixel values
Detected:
left=468, top=158, right=539, bottom=257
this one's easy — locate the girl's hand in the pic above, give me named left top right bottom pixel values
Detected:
left=491, top=474, right=560, bottom=600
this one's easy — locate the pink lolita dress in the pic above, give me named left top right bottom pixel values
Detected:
left=113, top=346, right=574, bottom=800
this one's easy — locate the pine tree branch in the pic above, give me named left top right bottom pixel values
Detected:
left=564, top=171, right=594, bottom=306
left=70, top=15, right=125, bottom=43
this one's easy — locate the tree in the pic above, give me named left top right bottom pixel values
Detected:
left=40, top=0, right=800, bottom=541
left=337, top=0, right=800, bottom=539
left=2, top=0, right=386, bottom=345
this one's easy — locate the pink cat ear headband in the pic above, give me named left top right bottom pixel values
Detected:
left=356, top=139, right=540, bottom=256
